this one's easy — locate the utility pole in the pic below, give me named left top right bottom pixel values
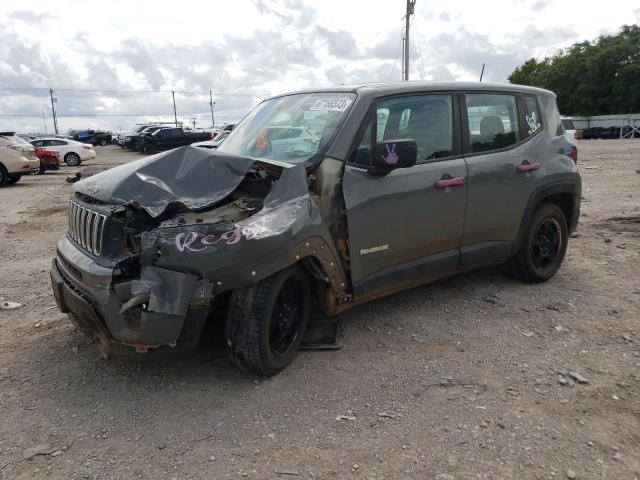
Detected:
left=401, top=32, right=406, bottom=80
left=479, top=63, right=486, bottom=82
left=403, top=0, right=416, bottom=81
left=172, top=91, right=178, bottom=126
left=209, top=90, right=215, bottom=128
left=49, top=88, right=59, bottom=134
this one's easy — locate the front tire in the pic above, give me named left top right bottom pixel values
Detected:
left=510, top=203, right=568, bottom=283
left=226, top=266, right=311, bottom=376
left=64, top=152, right=81, bottom=166
left=5, top=175, right=20, bottom=185
left=0, top=165, right=8, bottom=186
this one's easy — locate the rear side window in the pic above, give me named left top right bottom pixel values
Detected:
left=523, top=96, right=542, bottom=137
left=376, top=94, right=453, bottom=163
left=466, top=94, right=519, bottom=153
left=561, top=118, right=574, bottom=131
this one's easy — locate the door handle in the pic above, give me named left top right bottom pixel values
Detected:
left=517, top=161, right=541, bottom=173
left=435, top=176, right=465, bottom=189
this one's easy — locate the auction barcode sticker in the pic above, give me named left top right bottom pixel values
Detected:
left=310, top=98, right=353, bottom=112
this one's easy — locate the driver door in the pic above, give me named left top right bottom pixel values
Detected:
left=342, top=93, right=468, bottom=298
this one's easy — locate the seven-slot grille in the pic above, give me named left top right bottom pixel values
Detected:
left=68, top=201, right=107, bottom=255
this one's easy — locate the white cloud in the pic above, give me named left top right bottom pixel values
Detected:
left=0, top=0, right=637, bottom=133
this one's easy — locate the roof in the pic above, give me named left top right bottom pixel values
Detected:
left=30, top=137, right=73, bottom=141
left=271, top=81, right=555, bottom=100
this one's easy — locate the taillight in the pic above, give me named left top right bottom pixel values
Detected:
left=82, top=145, right=93, bottom=150
left=208, top=132, right=213, bottom=140
left=561, top=146, right=578, bottom=165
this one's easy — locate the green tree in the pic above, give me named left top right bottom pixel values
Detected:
left=508, top=25, right=640, bottom=115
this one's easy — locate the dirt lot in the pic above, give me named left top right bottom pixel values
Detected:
left=0, top=141, right=639, bottom=480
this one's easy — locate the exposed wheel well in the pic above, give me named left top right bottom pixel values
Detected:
left=539, top=193, right=574, bottom=225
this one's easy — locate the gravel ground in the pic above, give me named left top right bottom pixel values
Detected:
left=0, top=141, right=639, bottom=480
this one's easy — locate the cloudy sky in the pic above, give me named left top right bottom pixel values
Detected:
left=0, top=0, right=638, bottom=133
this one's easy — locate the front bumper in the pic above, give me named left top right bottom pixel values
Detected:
left=80, top=150, right=97, bottom=161
left=51, top=236, right=207, bottom=359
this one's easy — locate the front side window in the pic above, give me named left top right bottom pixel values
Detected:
left=523, top=96, right=542, bottom=137
left=466, top=94, right=519, bottom=153
left=217, top=92, right=355, bottom=164
left=376, top=94, right=453, bottom=163
left=349, top=122, right=372, bottom=166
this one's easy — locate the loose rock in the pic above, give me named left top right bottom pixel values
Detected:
left=568, top=372, right=589, bottom=384
left=23, top=444, right=58, bottom=460
left=336, top=415, right=356, bottom=421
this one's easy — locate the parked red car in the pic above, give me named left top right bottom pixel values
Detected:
left=34, top=146, right=60, bottom=174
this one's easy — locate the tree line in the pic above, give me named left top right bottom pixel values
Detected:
left=508, top=25, right=640, bottom=116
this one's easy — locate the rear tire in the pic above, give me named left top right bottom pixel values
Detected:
left=510, top=203, right=568, bottom=283
left=226, top=265, right=311, bottom=376
left=65, top=152, right=81, bottom=166
left=0, top=165, right=8, bottom=186
left=5, top=176, right=20, bottom=185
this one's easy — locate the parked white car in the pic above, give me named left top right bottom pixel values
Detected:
left=561, top=117, right=576, bottom=143
left=29, top=138, right=96, bottom=166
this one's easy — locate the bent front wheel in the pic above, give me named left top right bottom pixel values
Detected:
left=226, top=265, right=311, bottom=376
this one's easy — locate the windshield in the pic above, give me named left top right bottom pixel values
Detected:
left=216, top=92, right=355, bottom=164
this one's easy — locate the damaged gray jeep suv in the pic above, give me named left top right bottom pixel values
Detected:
left=51, top=82, right=580, bottom=375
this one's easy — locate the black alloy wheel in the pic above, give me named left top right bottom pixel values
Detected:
left=268, top=276, right=306, bottom=356
left=531, top=218, right=562, bottom=271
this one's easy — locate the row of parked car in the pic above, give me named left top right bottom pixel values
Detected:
left=115, top=123, right=235, bottom=153
left=0, top=131, right=98, bottom=186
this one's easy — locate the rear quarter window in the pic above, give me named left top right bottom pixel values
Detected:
left=522, top=96, right=543, bottom=137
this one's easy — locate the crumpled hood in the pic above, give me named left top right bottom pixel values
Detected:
left=73, top=146, right=258, bottom=217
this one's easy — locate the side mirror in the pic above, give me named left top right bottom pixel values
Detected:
left=369, top=139, right=417, bottom=175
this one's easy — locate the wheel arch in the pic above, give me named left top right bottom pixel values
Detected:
left=210, top=236, right=348, bottom=299
left=513, top=178, right=581, bottom=255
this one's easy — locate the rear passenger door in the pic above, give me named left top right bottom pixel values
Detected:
left=343, top=93, right=468, bottom=298
left=459, top=92, right=544, bottom=270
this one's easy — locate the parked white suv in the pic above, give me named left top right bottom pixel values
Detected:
left=30, top=138, right=96, bottom=166
left=561, top=117, right=576, bottom=143
left=0, top=132, right=39, bottom=186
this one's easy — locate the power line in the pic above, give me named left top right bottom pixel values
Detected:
left=388, top=29, right=404, bottom=81
left=411, top=16, right=427, bottom=79
left=0, top=113, right=247, bottom=118
left=0, top=86, right=263, bottom=97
